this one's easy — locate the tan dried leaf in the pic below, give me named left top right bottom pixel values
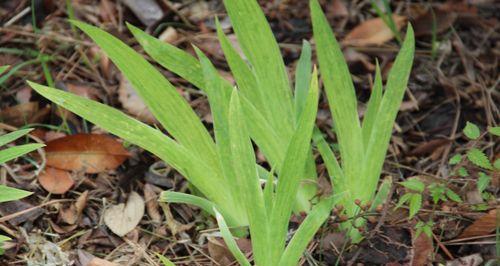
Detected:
left=343, top=15, right=407, bottom=46
left=104, top=192, right=145, bottom=237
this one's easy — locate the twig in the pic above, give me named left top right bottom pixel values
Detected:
left=0, top=199, right=71, bottom=223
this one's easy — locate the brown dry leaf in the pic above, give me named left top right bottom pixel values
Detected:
left=0, top=102, right=45, bottom=127
left=60, top=191, right=88, bottom=225
left=343, top=15, right=407, bottom=46
left=66, top=83, right=100, bottom=101
left=87, top=257, right=119, bottom=266
left=445, top=253, right=483, bottom=266
left=104, top=191, right=145, bottom=237
left=118, top=75, right=157, bottom=124
left=207, top=236, right=252, bottom=265
left=160, top=203, right=194, bottom=236
left=408, top=138, right=450, bottom=156
left=45, top=134, right=130, bottom=174
left=38, top=167, right=75, bottom=194
left=410, top=231, right=433, bottom=266
left=329, top=0, right=348, bottom=18
left=457, top=209, right=498, bottom=239
left=412, top=8, right=457, bottom=37
left=89, top=46, right=112, bottom=80
left=143, top=184, right=161, bottom=223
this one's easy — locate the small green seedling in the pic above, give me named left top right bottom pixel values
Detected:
left=448, top=121, right=498, bottom=201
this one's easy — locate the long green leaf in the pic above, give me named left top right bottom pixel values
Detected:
left=294, top=41, right=312, bottom=122
left=128, top=24, right=205, bottom=89
left=279, top=196, right=336, bottom=266
left=215, top=19, right=266, bottom=116
left=0, top=128, right=33, bottom=147
left=195, top=47, right=247, bottom=220
left=228, top=89, right=269, bottom=265
left=0, top=65, right=9, bottom=75
left=311, top=0, right=363, bottom=191
left=0, top=144, right=44, bottom=164
left=0, top=185, right=33, bottom=203
left=71, top=21, right=218, bottom=171
left=362, top=61, right=383, bottom=146
left=222, top=0, right=294, bottom=135
left=160, top=191, right=216, bottom=216
left=269, top=69, right=319, bottom=264
left=312, top=128, right=344, bottom=186
left=360, top=26, right=415, bottom=200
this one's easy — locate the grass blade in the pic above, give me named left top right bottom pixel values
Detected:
left=312, top=128, right=344, bottom=185
left=128, top=24, right=205, bottom=89
left=360, top=25, right=415, bottom=200
left=370, top=176, right=393, bottom=212
left=0, top=185, right=33, bottom=203
left=269, top=69, right=319, bottom=264
left=279, top=196, right=336, bottom=266
left=311, top=0, right=364, bottom=190
left=228, top=89, right=269, bottom=264
left=222, top=0, right=294, bottom=135
left=0, top=144, right=44, bottom=164
left=215, top=19, right=265, bottom=116
left=0, top=65, right=9, bottom=75
left=0, top=128, right=34, bottom=147
left=156, top=253, right=175, bottom=266
left=294, top=41, right=312, bottom=122
left=362, top=61, right=383, bottom=147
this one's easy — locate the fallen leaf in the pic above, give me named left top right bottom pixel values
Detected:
left=78, top=249, right=118, bottom=266
left=118, top=75, right=157, bottom=124
left=408, top=139, right=450, bottom=156
left=457, top=209, right=498, bottom=238
left=0, top=102, right=43, bottom=127
left=410, top=231, right=433, bottom=266
left=207, top=236, right=252, bottom=265
left=65, top=83, right=100, bottom=101
left=446, top=253, right=483, bottom=266
left=60, top=191, right=88, bottom=225
left=329, top=0, right=348, bottom=18
left=143, top=184, right=161, bottom=223
left=88, top=257, right=119, bottom=266
left=158, top=27, right=179, bottom=44
left=343, top=15, right=407, bottom=46
left=104, top=192, right=144, bottom=237
left=412, top=8, right=457, bottom=37
left=38, top=167, right=75, bottom=194
left=45, top=134, right=130, bottom=174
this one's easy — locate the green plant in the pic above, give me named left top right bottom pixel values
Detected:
left=0, top=128, right=43, bottom=254
left=28, top=0, right=414, bottom=262
left=449, top=121, right=499, bottom=201
left=311, top=0, right=414, bottom=241
left=396, top=179, right=424, bottom=218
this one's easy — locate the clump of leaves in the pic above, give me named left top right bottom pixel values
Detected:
left=311, top=0, right=414, bottom=241
left=28, top=0, right=414, bottom=263
left=0, top=127, right=43, bottom=254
